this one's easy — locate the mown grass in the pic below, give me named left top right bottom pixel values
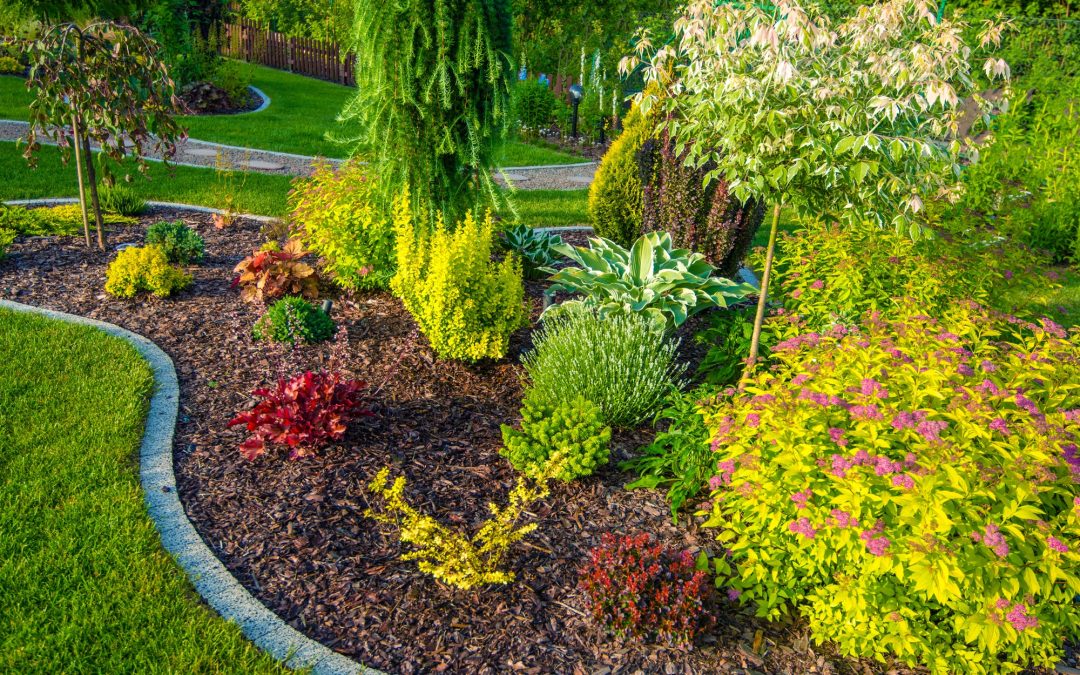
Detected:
left=1, top=70, right=583, bottom=166
left=0, top=308, right=286, bottom=673
left=1, top=140, right=591, bottom=226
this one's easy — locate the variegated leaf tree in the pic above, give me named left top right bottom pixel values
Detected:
left=620, top=0, right=1010, bottom=363
left=23, top=21, right=185, bottom=249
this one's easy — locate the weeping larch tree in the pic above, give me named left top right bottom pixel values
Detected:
left=339, top=0, right=514, bottom=223
left=23, top=21, right=185, bottom=249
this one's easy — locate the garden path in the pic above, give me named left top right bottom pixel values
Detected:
left=0, top=119, right=596, bottom=189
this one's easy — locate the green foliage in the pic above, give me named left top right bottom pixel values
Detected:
left=364, top=457, right=562, bottom=590
left=951, top=55, right=1080, bottom=263
left=0, top=56, right=21, bottom=74
left=694, top=307, right=758, bottom=387
left=238, top=0, right=355, bottom=41
left=501, top=223, right=562, bottom=279
left=104, top=245, right=192, bottom=298
left=511, top=77, right=559, bottom=133
left=699, top=302, right=1080, bottom=674
left=0, top=226, right=14, bottom=260
left=622, top=385, right=713, bottom=518
left=546, top=231, right=755, bottom=332
left=757, top=220, right=1059, bottom=339
left=626, top=0, right=1008, bottom=233
left=500, top=396, right=611, bottom=482
left=99, top=183, right=147, bottom=216
left=145, top=220, right=204, bottom=265
left=523, top=306, right=685, bottom=427
left=588, top=102, right=649, bottom=247
left=290, top=160, right=394, bottom=290
left=390, top=189, right=526, bottom=361
left=341, top=0, right=514, bottom=222
left=0, top=204, right=135, bottom=236
left=252, top=296, right=335, bottom=345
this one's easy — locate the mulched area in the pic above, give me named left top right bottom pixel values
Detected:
left=2, top=208, right=878, bottom=675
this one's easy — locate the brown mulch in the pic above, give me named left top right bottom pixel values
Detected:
left=1, top=209, right=871, bottom=675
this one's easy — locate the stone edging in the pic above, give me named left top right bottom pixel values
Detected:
left=248, top=86, right=271, bottom=114
left=0, top=299, right=376, bottom=675
left=498, top=161, right=596, bottom=171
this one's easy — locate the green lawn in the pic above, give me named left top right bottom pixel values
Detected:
left=2, top=140, right=590, bottom=225
left=0, top=308, right=285, bottom=673
left=1, top=69, right=583, bottom=166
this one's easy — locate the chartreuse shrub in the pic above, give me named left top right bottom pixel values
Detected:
left=0, top=204, right=135, bottom=237
left=501, top=396, right=611, bottom=482
left=363, top=455, right=565, bottom=590
left=700, top=301, right=1080, bottom=674
left=290, top=160, right=395, bottom=290
left=0, top=226, right=14, bottom=260
left=588, top=103, right=650, bottom=247
left=145, top=220, right=205, bottom=265
left=391, top=188, right=526, bottom=361
left=105, top=246, right=192, bottom=298
left=253, top=296, right=335, bottom=345
left=546, top=232, right=754, bottom=332
left=760, top=220, right=1058, bottom=341
left=523, top=306, right=685, bottom=427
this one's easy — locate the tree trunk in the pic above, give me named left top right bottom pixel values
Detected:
left=71, top=117, right=91, bottom=248
left=747, top=202, right=783, bottom=366
left=81, top=136, right=105, bottom=250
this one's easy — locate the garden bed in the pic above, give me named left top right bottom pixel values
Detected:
left=1, top=207, right=878, bottom=675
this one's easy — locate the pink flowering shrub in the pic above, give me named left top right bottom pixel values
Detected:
left=701, top=301, right=1080, bottom=674
left=757, top=221, right=1058, bottom=341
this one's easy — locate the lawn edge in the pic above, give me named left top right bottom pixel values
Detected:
left=0, top=299, right=377, bottom=675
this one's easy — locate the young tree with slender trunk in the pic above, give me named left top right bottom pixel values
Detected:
left=621, top=0, right=1010, bottom=366
left=23, top=21, right=185, bottom=249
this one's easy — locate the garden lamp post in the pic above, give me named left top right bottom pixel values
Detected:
left=569, top=84, right=583, bottom=138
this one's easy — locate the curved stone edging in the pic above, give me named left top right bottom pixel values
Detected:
left=248, top=86, right=271, bottom=114
left=498, top=161, right=596, bottom=171
left=0, top=299, right=376, bottom=675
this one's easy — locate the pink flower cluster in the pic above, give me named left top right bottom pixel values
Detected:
left=789, top=517, right=817, bottom=539
left=1047, top=536, right=1069, bottom=553
left=860, top=520, right=890, bottom=556
left=828, top=449, right=916, bottom=479
left=830, top=509, right=858, bottom=528
left=972, top=523, right=1009, bottom=558
left=791, top=489, right=813, bottom=510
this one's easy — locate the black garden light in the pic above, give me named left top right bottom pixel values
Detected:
left=569, top=84, right=584, bottom=138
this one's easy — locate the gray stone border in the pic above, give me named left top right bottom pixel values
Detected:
left=0, top=299, right=376, bottom=675
left=248, top=86, right=271, bottom=114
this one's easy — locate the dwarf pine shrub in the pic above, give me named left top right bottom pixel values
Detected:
left=145, top=220, right=205, bottom=265
left=523, top=306, right=684, bottom=427
left=700, top=301, right=1080, bottom=674
left=501, top=396, right=611, bottom=482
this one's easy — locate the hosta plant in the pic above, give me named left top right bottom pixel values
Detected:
left=233, top=238, right=319, bottom=303
left=104, top=245, right=192, bottom=299
left=228, top=370, right=370, bottom=461
left=501, top=224, right=563, bottom=279
left=363, top=454, right=565, bottom=590
left=500, top=396, right=612, bottom=482
left=579, top=533, right=713, bottom=645
left=700, top=302, right=1080, bottom=674
left=545, top=232, right=754, bottom=332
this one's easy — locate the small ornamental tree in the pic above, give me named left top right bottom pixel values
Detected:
left=340, top=0, right=514, bottom=223
left=24, top=21, right=185, bottom=249
left=620, top=0, right=1010, bottom=362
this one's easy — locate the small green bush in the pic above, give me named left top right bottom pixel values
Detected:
left=0, top=227, right=15, bottom=260
left=694, top=307, right=758, bottom=387
left=511, top=77, right=559, bottom=132
left=145, top=220, right=205, bottom=265
left=588, top=103, right=649, bottom=247
left=252, top=296, right=335, bottom=345
left=105, top=245, right=191, bottom=298
left=523, top=307, right=685, bottom=427
left=0, top=56, right=21, bottom=74
left=99, top=184, right=147, bottom=216
left=291, top=160, right=395, bottom=290
left=501, top=396, right=611, bottom=482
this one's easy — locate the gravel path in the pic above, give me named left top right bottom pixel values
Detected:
left=0, top=119, right=596, bottom=189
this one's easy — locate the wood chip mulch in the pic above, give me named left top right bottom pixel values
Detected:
left=1, top=209, right=889, bottom=675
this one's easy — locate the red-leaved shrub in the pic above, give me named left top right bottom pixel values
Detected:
left=228, top=370, right=370, bottom=460
left=579, top=533, right=713, bottom=645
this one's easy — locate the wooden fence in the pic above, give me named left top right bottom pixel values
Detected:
left=218, top=17, right=356, bottom=87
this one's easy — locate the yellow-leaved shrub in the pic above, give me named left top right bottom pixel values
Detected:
left=104, top=245, right=191, bottom=299
left=390, top=187, right=526, bottom=361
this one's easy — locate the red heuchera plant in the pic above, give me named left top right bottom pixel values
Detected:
left=233, top=238, right=319, bottom=303
left=579, top=532, right=712, bottom=645
left=228, top=370, right=370, bottom=460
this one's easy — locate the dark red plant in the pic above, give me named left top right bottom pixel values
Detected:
left=579, top=533, right=713, bottom=646
left=227, top=370, right=371, bottom=461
